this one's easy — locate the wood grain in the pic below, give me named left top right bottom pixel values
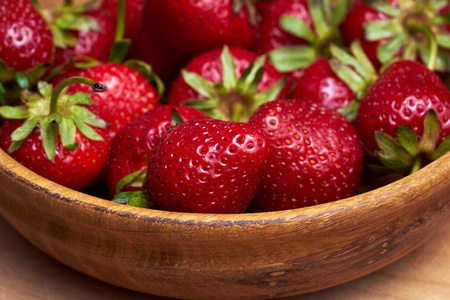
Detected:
left=0, top=215, right=448, bottom=300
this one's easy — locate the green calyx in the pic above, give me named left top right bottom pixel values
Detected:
left=41, top=0, right=100, bottom=49
left=268, top=0, right=349, bottom=73
left=329, top=40, right=379, bottom=121
left=0, top=77, right=108, bottom=162
left=0, top=58, right=52, bottom=106
left=363, top=0, right=450, bottom=71
left=181, top=46, right=286, bottom=122
left=373, top=109, right=450, bottom=175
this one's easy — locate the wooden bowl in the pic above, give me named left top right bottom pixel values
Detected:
left=0, top=147, right=449, bottom=300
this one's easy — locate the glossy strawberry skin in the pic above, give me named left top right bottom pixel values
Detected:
left=106, top=105, right=210, bottom=197
left=253, top=0, right=313, bottom=54
left=167, top=47, right=289, bottom=105
left=52, top=63, right=160, bottom=140
left=0, top=119, right=110, bottom=191
left=291, top=58, right=354, bottom=111
left=134, top=0, right=258, bottom=84
left=248, top=99, right=364, bottom=212
left=0, top=0, right=54, bottom=72
left=147, top=119, right=270, bottom=213
left=355, top=60, right=450, bottom=152
left=53, top=10, right=116, bottom=66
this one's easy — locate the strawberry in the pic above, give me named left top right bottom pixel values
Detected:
left=52, top=8, right=116, bottom=66
left=291, top=58, right=354, bottom=111
left=107, top=105, right=210, bottom=197
left=253, top=0, right=313, bottom=55
left=147, top=119, right=270, bottom=213
left=0, top=0, right=54, bottom=105
left=0, top=0, right=54, bottom=73
left=260, top=0, right=349, bottom=74
left=51, top=63, right=160, bottom=140
left=134, top=0, right=259, bottom=84
left=167, top=46, right=287, bottom=122
left=355, top=60, right=450, bottom=174
left=0, top=77, right=111, bottom=191
left=248, top=99, right=364, bottom=211
left=340, top=0, right=450, bottom=71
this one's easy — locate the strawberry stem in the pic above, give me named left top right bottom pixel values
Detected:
left=407, top=22, right=438, bottom=70
left=50, top=76, right=106, bottom=115
left=109, top=0, right=130, bottom=63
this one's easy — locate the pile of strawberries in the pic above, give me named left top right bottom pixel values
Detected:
left=0, top=0, right=449, bottom=213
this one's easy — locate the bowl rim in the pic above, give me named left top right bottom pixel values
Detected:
left=1, top=146, right=449, bottom=226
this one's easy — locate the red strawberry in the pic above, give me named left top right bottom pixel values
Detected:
left=52, top=9, right=116, bottom=66
left=0, top=78, right=111, bottom=191
left=134, top=0, right=259, bottom=84
left=354, top=60, right=450, bottom=172
left=147, top=119, right=270, bottom=213
left=254, top=0, right=313, bottom=55
left=167, top=46, right=288, bottom=122
left=248, top=99, right=364, bottom=211
left=100, top=0, right=143, bottom=43
left=0, top=0, right=54, bottom=72
left=51, top=63, right=160, bottom=140
left=291, top=58, right=354, bottom=111
left=340, top=0, right=450, bottom=71
left=107, top=105, right=210, bottom=197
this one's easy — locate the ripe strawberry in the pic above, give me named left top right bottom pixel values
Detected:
left=0, top=0, right=54, bottom=72
left=340, top=0, right=450, bottom=71
left=134, top=0, right=259, bottom=84
left=354, top=60, right=450, bottom=172
left=147, top=119, right=270, bottom=213
left=0, top=78, right=111, bottom=191
left=52, top=9, right=116, bottom=66
left=248, top=99, right=364, bottom=211
left=107, top=105, right=210, bottom=197
left=291, top=58, right=354, bottom=111
left=259, top=0, right=348, bottom=74
left=167, top=46, right=287, bottom=122
left=51, top=63, right=160, bottom=140
left=254, top=0, right=313, bottom=55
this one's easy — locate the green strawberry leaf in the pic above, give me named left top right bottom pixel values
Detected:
left=112, top=190, right=150, bottom=208
left=237, top=55, right=266, bottom=93
left=71, top=114, right=104, bottom=141
left=181, top=70, right=218, bottom=99
left=268, top=46, right=317, bottom=73
left=419, top=109, right=440, bottom=155
left=115, top=168, right=148, bottom=195
left=377, top=33, right=408, bottom=64
left=396, top=124, right=420, bottom=156
left=375, top=131, right=412, bottom=169
left=366, top=0, right=402, bottom=17
left=279, top=14, right=316, bottom=44
left=67, top=92, right=93, bottom=106
left=37, top=81, right=54, bottom=99
left=10, top=116, right=40, bottom=142
left=59, top=116, right=78, bottom=150
left=253, top=78, right=286, bottom=108
left=0, top=106, right=29, bottom=119
left=436, top=34, right=450, bottom=49
left=40, top=117, right=58, bottom=162
left=182, top=99, right=220, bottom=111
left=0, top=84, right=5, bottom=106
left=14, top=73, right=30, bottom=90
left=363, top=19, right=403, bottom=41
left=308, top=0, right=332, bottom=41
left=337, top=99, right=359, bottom=122
left=221, top=46, right=238, bottom=90
left=109, top=40, right=131, bottom=64
left=431, top=136, right=450, bottom=160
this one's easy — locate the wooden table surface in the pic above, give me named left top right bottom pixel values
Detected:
left=0, top=215, right=448, bottom=300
